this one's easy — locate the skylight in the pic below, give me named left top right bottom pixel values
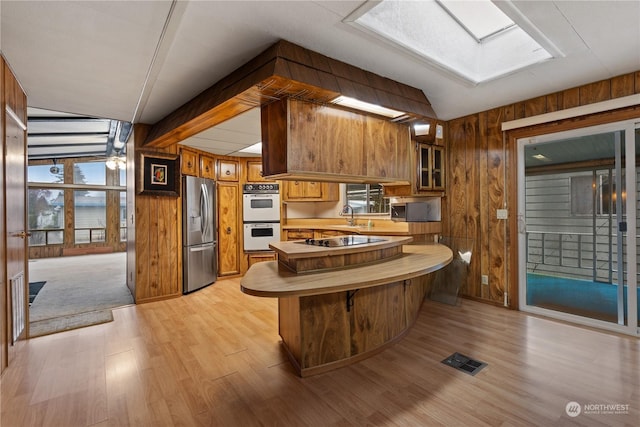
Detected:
left=438, top=0, right=514, bottom=42
left=345, top=0, right=561, bottom=85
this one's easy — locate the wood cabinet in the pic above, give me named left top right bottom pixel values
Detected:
left=246, top=160, right=270, bottom=182
left=282, top=181, right=339, bottom=202
left=217, top=182, right=240, bottom=276
left=383, top=141, right=446, bottom=197
left=262, top=98, right=411, bottom=183
left=217, top=159, right=239, bottom=182
left=314, top=229, right=350, bottom=239
left=180, top=147, right=199, bottom=176
left=200, top=154, right=216, bottom=179
left=418, top=144, right=445, bottom=191
left=276, top=270, right=434, bottom=377
left=284, top=229, right=314, bottom=241
left=248, top=252, right=277, bottom=267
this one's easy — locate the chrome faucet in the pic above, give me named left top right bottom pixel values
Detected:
left=341, top=204, right=355, bottom=226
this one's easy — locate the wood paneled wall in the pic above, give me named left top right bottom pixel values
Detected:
left=443, top=71, right=640, bottom=308
left=132, top=125, right=182, bottom=303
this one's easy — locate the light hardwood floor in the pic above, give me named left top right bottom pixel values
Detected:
left=1, top=277, right=638, bottom=426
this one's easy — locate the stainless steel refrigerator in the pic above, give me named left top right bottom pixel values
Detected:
left=182, top=175, right=217, bottom=293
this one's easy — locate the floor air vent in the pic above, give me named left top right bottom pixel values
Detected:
left=442, top=352, right=487, bottom=376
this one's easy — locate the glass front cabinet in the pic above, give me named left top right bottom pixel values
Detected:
left=417, top=143, right=445, bottom=191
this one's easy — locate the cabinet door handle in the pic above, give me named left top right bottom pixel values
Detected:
left=226, top=227, right=232, bottom=234
left=225, top=170, right=231, bottom=175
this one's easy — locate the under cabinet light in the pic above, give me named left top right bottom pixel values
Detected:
left=331, top=95, right=406, bottom=119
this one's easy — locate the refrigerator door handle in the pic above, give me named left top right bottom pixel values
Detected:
left=200, top=183, right=210, bottom=237
left=189, top=244, right=213, bottom=252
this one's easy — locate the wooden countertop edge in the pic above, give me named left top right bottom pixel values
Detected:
left=240, top=244, right=453, bottom=298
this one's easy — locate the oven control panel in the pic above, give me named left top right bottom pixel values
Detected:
left=243, top=183, right=279, bottom=194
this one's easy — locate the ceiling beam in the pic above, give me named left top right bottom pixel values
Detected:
left=144, top=39, right=436, bottom=148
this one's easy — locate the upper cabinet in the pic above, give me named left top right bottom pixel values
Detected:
left=383, top=140, right=446, bottom=197
left=262, top=98, right=411, bottom=184
left=217, top=159, right=239, bottom=182
left=417, top=143, right=445, bottom=191
left=246, top=159, right=272, bottom=182
left=282, top=180, right=339, bottom=202
left=180, top=147, right=199, bottom=176
left=200, top=153, right=216, bottom=179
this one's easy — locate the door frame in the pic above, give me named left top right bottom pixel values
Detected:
left=516, top=119, right=638, bottom=336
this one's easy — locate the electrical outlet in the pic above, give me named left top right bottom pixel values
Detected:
left=497, top=209, right=508, bottom=220
left=481, top=275, right=488, bottom=285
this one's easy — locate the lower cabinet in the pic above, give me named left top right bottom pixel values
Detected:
left=217, top=182, right=240, bottom=276
left=314, top=229, right=350, bottom=239
left=278, top=274, right=434, bottom=377
left=247, top=252, right=277, bottom=267
left=284, top=229, right=314, bottom=241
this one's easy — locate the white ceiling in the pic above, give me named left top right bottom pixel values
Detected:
left=1, top=1, right=639, bottom=157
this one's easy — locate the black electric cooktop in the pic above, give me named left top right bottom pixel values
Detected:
left=296, top=236, right=385, bottom=248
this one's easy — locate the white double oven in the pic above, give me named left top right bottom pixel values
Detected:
left=242, top=183, right=280, bottom=251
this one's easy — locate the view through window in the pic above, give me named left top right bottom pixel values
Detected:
left=345, top=183, right=389, bottom=214
left=28, top=159, right=126, bottom=247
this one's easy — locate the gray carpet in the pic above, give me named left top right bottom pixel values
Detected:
left=29, top=310, right=114, bottom=337
left=28, top=252, right=133, bottom=336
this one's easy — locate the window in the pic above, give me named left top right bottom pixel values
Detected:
left=345, top=184, right=389, bottom=214
left=74, top=161, right=106, bottom=185
left=28, top=188, right=64, bottom=246
left=74, top=190, right=106, bottom=243
left=571, top=171, right=621, bottom=216
left=570, top=174, right=594, bottom=216
left=28, top=158, right=126, bottom=248
left=28, top=164, right=64, bottom=183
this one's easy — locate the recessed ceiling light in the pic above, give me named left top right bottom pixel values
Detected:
left=532, top=154, right=549, bottom=161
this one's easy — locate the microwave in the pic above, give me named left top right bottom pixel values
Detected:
left=390, top=199, right=441, bottom=222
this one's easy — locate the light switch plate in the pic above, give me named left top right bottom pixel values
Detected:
left=497, top=209, right=508, bottom=219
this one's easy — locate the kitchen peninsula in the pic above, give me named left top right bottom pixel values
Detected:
left=241, top=237, right=452, bottom=376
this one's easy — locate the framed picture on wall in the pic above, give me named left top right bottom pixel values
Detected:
left=137, top=151, right=180, bottom=197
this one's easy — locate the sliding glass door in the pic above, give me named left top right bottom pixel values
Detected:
left=518, top=120, right=638, bottom=335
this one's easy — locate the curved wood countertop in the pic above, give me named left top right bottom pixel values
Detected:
left=240, top=243, right=453, bottom=298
